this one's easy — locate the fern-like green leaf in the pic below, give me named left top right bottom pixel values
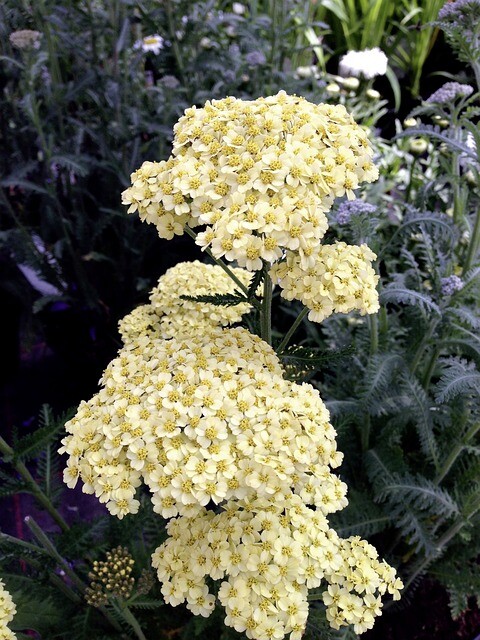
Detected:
left=401, top=373, right=439, bottom=468
left=434, top=358, right=480, bottom=403
left=13, top=405, right=70, bottom=462
left=180, top=292, right=247, bottom=307
left=380, top=280, right=441, bottom=316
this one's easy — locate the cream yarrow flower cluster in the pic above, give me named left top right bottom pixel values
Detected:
left=152, top=494, right=402, bottom=640
left=0, top=579, right=17, bottom=640
left=118, top=261, right=252, bottom=343
left=122, top=92, right=378, bottom=271
left=270, top=242, right=379, bottom=322
left=60, top=326, right=348, bottom=519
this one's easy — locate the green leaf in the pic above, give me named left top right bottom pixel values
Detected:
left=380, top=282, right=441, bottom=316
left=180, top=293, right=248, bottom=307
left=13, top=405, right=68, bottom=462
left=280, top=345, right=354, bottom=371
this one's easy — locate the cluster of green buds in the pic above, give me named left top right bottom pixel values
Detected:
left=85, top=546, right=135, bottom=607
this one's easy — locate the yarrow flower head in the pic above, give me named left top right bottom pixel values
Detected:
left=118, top=261, right=252, bottom=343
left=0, top=578, right=17, bottom=639
left=425, top=82, right=474, bottom=104
left=134, top=34, right=164, bottom=55
left=9, top=29, right=42, bottom=50
left=122, top=91, right=378, bottom=271
left=335, top=200, right=377, bottom=225
left=338, top=48, right=388, bottom=79
left=270, top=242, right=379, bottom=323
left=441, top=275, right=464, bottom=296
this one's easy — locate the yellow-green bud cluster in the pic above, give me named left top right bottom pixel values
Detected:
left=85, top=546, right=135, bottom=606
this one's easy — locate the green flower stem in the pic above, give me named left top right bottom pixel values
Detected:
left=405, top=156, right=417, bottom=204
left=0, top=530, right=49, bottom=555
left=183, top=227, right=262, bottom=310
left=0, top=436, right=69, bottom=532
left=261, top=270, right=273, bottom=345
left=24, top=516, right=85, bottom=592
left=435, top=421, right=480, bottom=485
left=463, top=205, right=480, bottom=275
left=367, top=313, right=379, bottom=356
left=24, top=517, right=123, bottom=631
left=421, top=344, right=440, bottom=390
left=410, top=318, right=440, bottom=374
left=115, top=602, right=148, bottom=640
left=361, top=415, right=371, bottom=452
left=276, top=306, right=309, bottom=354
left=165, top=0, right=186, bottom=85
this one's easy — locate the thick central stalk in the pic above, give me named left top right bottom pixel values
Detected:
left=261, top=269, right=273, bottom=345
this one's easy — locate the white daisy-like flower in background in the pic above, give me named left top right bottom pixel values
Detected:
left=134, top=34, right=164, bottom=55
left=339, top=48, right=388, bottom=79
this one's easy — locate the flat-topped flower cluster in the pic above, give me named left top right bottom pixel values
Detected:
left=122, top=91, right=378, bottom=271
left=0, top=579, right=17, bottom=640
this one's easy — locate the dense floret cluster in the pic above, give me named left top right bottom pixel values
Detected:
left=152, top=494, right=402, bottom=639
left=60, top=326, right=347, bottom=519
left=270, top=242, right=379, bottom=322
left=118, top=261, right=252, bottom=343
left=425, top=82, right=474, bottom=104
left=0, top=579, right=17, bottom=640
left=122, top=91, right=378, bottom=271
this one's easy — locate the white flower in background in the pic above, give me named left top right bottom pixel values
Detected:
left=339, top=48, right=388, bottom=79
left=134, top=34, right=164, bottom=55
left=9, top=29, right=42, bottom=50
left=232, top=2, right=246, bottom=14
left=0, top=578, right=17, bottom=639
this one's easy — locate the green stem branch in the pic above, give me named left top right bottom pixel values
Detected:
left=276, top=306, right=309, bottom=354
left=0, top=436, right=69, bottom=532
left=435, top=421, right=480, bottom=484
left=184, top=227, right=262, bottom=310
left=463, top=206, right=480, bottom=275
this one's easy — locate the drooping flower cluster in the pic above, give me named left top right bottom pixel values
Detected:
left=335, top=200, right=377, bottom=226
left=122, top=92, right=378, bottom=271
left=270, top=242, right=379, bottom=322
left=0, top=579, right=17, bottom=640
left=60, top=326, right=348, bottom=520
left=338, top=48, right=388, bottom=80
left=118, top=261, right=252, bottom=343
left=152, top=493, right=402, bottom=639
left=425, top=82, right=474, bottom=104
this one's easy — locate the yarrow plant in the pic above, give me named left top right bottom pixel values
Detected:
left=61, top=92, right=403, bottom=638
left=0, top=579, right=17, bottom=640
